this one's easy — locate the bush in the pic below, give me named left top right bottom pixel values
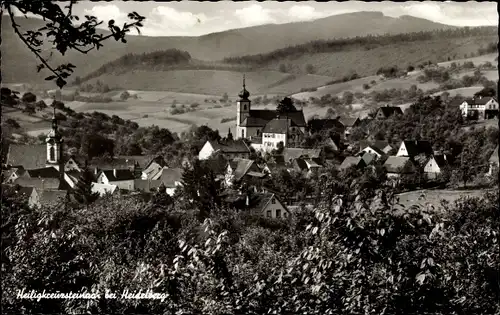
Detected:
left=305, top=64, right=315, bottom=74
left=220, top=117, right=236, bottom=123
left=21, top=92, right=37, bottom=103
left=120, top=91, right=130, bottom=101
left=190, top=103, right=200, bottom=108
left=5, top=118, right=20, bottom=128
left=407, top=65, right=415, bottom=72
left=300, top=87, right=317, bottom=92
left=363, top=83, right=370, bottom=90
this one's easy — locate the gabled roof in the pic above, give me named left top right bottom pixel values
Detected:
left=283, top=148, right=321, bottom=163
left=401, top=140, right=434, bottom=157
left=304, top=158, right=322, bottom=169
left=6, top=144, right=47, bottom=169
left=359, top=140, right=391, bottom=152
left=465, top=96, right=498, bottom=106
left=361, top=152, right=378, bottom=166
left=13, top=177, right=63, bottom=190
left=26, top=167, right=60, bottom=178
left=17, top=186, right=35, bottom=198
left=142, top=162, right=164, bottom=180
left=159, top=168, right=183, bottom=188
left=339, top=117, right=360, bottom=127
left=247, top=193, right=286, bottom=214
left=262, top=118, right=296, bottom=134
left=118, top=155, right=161, bottom=169
left=377, top=106, right=403, bottom=117
left=339, top=156, right=365, bottom=169
left=489, top=145, right=499, bottom=163
left=429, top=155, right=448, bottom=168
left=384, top=156, right=415, bottom=173
left=209, top=139, right=251, bottom=154
left=240, top=109, right=306, bottom=127
left=359, top=145, right=385, bottom=157
left=100, top=169, right=135, bottom=181
left=233, top=159, right=257, bottom=181
left=293, top=158, right=309, bottom=171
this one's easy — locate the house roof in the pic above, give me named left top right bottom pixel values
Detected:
left=2, top=169, right=18, bottom=182
left=339, top=156, right=365, bottom=169
left=339, top=117, right=360, bottom=127
left=401, top=140, right=434, bottom=157
left=117, top=155, right=161, bottom=169
left=359, top=140, right=390, bottom=152
left=209, top=139, right=251, bottom=154
left=359, top=145, right=385, bottom=157
left=489, top=145, right=499, bottom=163
left=384, top=156, right=414, bottom=173
left=262, top=118, right=297, bottom=134
left=6, top=144, right=47, bottom=169
left=308, top=118, right=345, bottom=132
left=283, top=148, right=321, bottom=163
left=465, top=96, right=497, bottom=105
left=13, top=177, right=63, bottom=190
left=26, top=167, right=60, bottom=178
left=17, top=186, right=35, bottom=198
left=142, top=162, right=164, bottom=179
left=240, top=109, right=306, bottom=127
left=304, top=158, right=322, bottom=168
left=377, top=106, right=403, bottom=117
left=159, top=168, right=183, bottom=188
left=361, top=152, right=378, bottom=166
left=430, top=155, right=448, bottom=168
left=91, top=182, right=118, bottom=196
left=37, top=189, right=68, bottom=205
left=233, top=159, right=256, bottom=181
left=293, top=158, right=309, bottom=171
left=100, top=169, right=135, bottom=181
left=246, top=171, right=266, bottom=178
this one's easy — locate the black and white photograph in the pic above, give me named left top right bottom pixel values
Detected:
left=1, top=0, right=499, bottom=314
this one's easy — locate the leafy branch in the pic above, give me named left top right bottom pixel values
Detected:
left=3, top=0, right=145, bottom=88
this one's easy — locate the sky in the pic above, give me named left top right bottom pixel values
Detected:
left=13, top=1, right=499, bottom=37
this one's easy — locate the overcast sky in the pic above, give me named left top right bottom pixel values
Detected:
left=15, top=1, right=499, bottom=37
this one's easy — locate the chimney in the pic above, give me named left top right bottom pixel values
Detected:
left=113, top=169, right=117, bottom=178
left=245, top=194, right=250, bottom=206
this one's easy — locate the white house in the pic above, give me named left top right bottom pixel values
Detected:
left=261, top=118, right=304, bottom=152
left=91, top=182, right=118, bottom=197
left=97, top=169, right=135, bottom=190
left=253, top=193, right=290, bottom=219
left=198, top=139, right=251, bottom=161
left=459, top=96, right=499, bottom=119
left=423, top=155, right=448, bottom=179
left=396, top=140, right=433, bottom=158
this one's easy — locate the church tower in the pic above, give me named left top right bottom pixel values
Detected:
left=46, top=106, right=63, bottom=169
left=236, top=74, right=251, bottom=139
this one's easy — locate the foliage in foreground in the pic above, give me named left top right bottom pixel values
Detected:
left=2, top=180, right=499, bottom=314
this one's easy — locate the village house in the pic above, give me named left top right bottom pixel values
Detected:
left=459, top=96, right=499, bottom=120
left=339, top=117, right=361, bottom=137
left=224, top=158, right=264, bottom=187
left=282, top=148, right=322, bottom=165
left=221, top=191, right=291, bottom=219
left=291, top=157, right=323, bottom=177
left=339, top=156, right=367, bottom=170
left=307, top=118, right=346, bottom=139
left=198, top=139, right=251, bottom=160
left=157, top=168, right=184, bottom=196
left=383, top=156, right=416, bottom=178
left=375, top=105, right=404, bottom=119
left=18, top=187, right=69, bottom=209
left=234, top=76, right=307, bottom=147
left=396, top=140, right=434, bottom=159
left=359, top=140, right=393, bottom=155
left=260, top=117, right=305, bottom=152
left=423, top=155, right=449, bottom=179
left=97, top=169, right=135, bottom=190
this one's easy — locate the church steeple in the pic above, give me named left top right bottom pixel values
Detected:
left=238, top=74, right=250, bottom=100
left=46, top=102, right=63, bottom=165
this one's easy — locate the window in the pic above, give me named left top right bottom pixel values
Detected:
left=276, top=209, right=281, bottom=218
left=243, top=105, right=247, bottom=110
left=271, top=198, right=276, bottom=204
left=257, top=129, right=260, bottom=136
left=266, top=210, right=272, bottom=218
left=49, top=146, right=55, bottom=161
left=284, top=212, right=288, bottom=218
left=241, top=129, right=245, bottom=138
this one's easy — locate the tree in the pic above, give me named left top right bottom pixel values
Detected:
left=1, top=88, right=20, bottom=106
left=279, top=63, right=287, bottom=73
left=120, top=91, right=130, bottom=101
left=73, top=168, right=99, bottom=206
left=475, top=87, right=496, bottom=98
left=35, top=100, right=47, bottom=110
left=222, top=92, right=229, bottom=103
left=21, top=92, right=37, bottom=103
left=2, top=1, right=145, bottom=88
left=22, top=104, right=36, bottom=115
left=342, top=91, right=354, bottom=105
left=407, top=65, right=415, bottom=72
left=276, top=97, right=297, bottom=114
left=226, top=128, right=233, bottom=142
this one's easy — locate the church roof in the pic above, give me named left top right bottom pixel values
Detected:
left=6, top=144, right=47, bottom=169
left=262, top=118, right=297, bottom=134
left=240, top=109, right=306, bottom=127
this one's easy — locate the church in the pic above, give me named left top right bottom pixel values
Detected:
left=235, top=76, right=307, bottom=152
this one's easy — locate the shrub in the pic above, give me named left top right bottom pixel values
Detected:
left=120, top=91, right=130, bottom=101
left=220, top=117, right=236, bottom=123
left=21, top=92, right=37, bottom=103
left=190, top=103, right=200, bottom=108
left=363, top=83, right=370, bottom=90
left=5, top=118, right=20, bottom=128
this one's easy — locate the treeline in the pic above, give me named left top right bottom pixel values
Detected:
left=223, top=27, right=497, bottom=66
left=77, top=49, right=192, bottom=83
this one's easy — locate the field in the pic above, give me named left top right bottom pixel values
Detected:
left=454, top=70, right=499, bottom=81
left=431, top=86, right=484, bottom=98
left=437, top=53, right=497, bottom=68
left=84, top=70, right=308, bottom=96
left=395, top=188, right=491, bottom=210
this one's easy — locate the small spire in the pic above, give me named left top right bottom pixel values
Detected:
left=243, top=74, right=246, bottom=89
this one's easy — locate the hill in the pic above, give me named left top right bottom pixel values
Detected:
left=3, top=11, right=460, bottom=84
